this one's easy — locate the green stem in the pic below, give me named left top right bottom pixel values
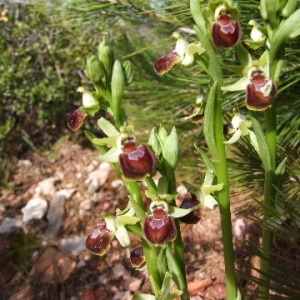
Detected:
left=126, top=180, right=162, bottom=296
left=214, top=92, right=237, bottom=300
left=259, top=103, right=277, bottom=299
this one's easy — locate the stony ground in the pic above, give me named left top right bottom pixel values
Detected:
left=0, top=135, right=259, bottom=300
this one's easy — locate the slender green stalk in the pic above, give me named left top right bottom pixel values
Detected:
left=259, top=102, right=277, bottom=299
left=126, top=180, right=162, bottom=296
left=214, top=92, right=237, bottom=300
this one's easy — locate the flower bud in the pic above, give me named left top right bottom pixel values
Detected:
left=119, top=139, right=157, bottom=180
left=67, top=109, right=88, bottom=132
left=86, top=222, right=114, bottom=256
left=98, top=37, right=114, bottom=79
left=212, top=11, right=242, bottom=49
left=246, top=71, right=277, bottom=111
left=143, top=203, right=177, bottom=246
left=130, top=247, right=146, bottom=270
left=86, top=55, right=104, bottom=84
left=179, top=193, right=201, bottom=224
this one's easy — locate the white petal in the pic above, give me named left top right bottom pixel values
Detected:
left=175, top=38, right=189, bottom=57
left=203, top=194, right=219, bottom=209
left=224, top=129, right=242, bottom=144
left=116, top=226, right=130, bottom=247
left=181, top=53, right=194, bottom=66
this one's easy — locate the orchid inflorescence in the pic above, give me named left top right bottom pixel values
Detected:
left=67, top=0, right=300, bottom=298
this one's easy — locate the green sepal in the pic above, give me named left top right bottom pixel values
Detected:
left=116, top=215, right=140, bottom=227
left=168, top=205, right=195, bottom=219
left=97, top=117, right=119, bottom=136
left=84, top=130, right=108, bottom=154
left=80, top=104, right=100, bottom=117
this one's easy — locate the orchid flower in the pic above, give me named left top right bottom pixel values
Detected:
left=224, top=113, right=260, bottom=156
left=222, top=51, right=277, bottom=111
left=154, top=32, right=205, bottom=76
left=200, top=170, right=223, bottom=209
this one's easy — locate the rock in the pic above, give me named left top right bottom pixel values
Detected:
left=17, top=159, right=33, bottom=168
left=111, top=179, right=124, bottom=189
left=21, top=198, right=48, bottom=224
left=112, top=291, right=133, bottom=300
left=45, top=192, right=65, bottom=238
left=29, top=247, right=76, bottom=283
left=35, top=177, right=56, bottom=196
left=128, top=278, right=142, bottom=291
left=58, top=236, right=86, bottom=255
left=112, top=263, right=129, bottom=279
left=8, top=284, right=34, bottom=300
left=0, top=217, right=22, bottom=234
left=56, top=188, right=76, bottom=200
left=79, top=199, right=93, bottom=211
left=85, top=162, right=112, bottom=194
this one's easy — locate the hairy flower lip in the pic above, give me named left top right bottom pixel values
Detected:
left=85, top=222, right=114, bottom=256
left=143, top=206, right=177, bottom=246
left=179, top=193, right=201, bottom=224
left=246, top=71, right=277, bottom=111
left=154, top=51, right=181, bottom=76
left=212, top=11, right=242, bottom=50
left=67, top=109, right=88, bottom=132
left=119, top=141, right=157, bottom=180
left=130, top=247, right=146, bottom=269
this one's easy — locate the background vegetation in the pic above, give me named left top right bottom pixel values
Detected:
left=1, top=0, right=300, bottom=298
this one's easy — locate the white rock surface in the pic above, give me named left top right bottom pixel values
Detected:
left=0, top=217, right=23, bottom=234
left=58, top=236, right=86, bottom=255
left=85, top=162, right=112, bottom=194
left=21, top=198, right=48, bottom=224
left=35, top=177, right=56, bottom=196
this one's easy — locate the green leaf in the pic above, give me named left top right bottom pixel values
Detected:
left=168, top=205, right=194, bottom=218
left=133, top=293, right=156, bottom=300
left=270, top=9, right=300, bottom=60
left=250, top=116, right=272, bottom=171
left=203, top=81, right=218, bottom=155
left=190, top=0, right=206, bottom=33
left=194, top=143, right=215, bottom=171
left=274, top=157, right=287, bottom=187
left=160, top=272, right=176, bottom=300
left=97, top=117, right=119, bottom=136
